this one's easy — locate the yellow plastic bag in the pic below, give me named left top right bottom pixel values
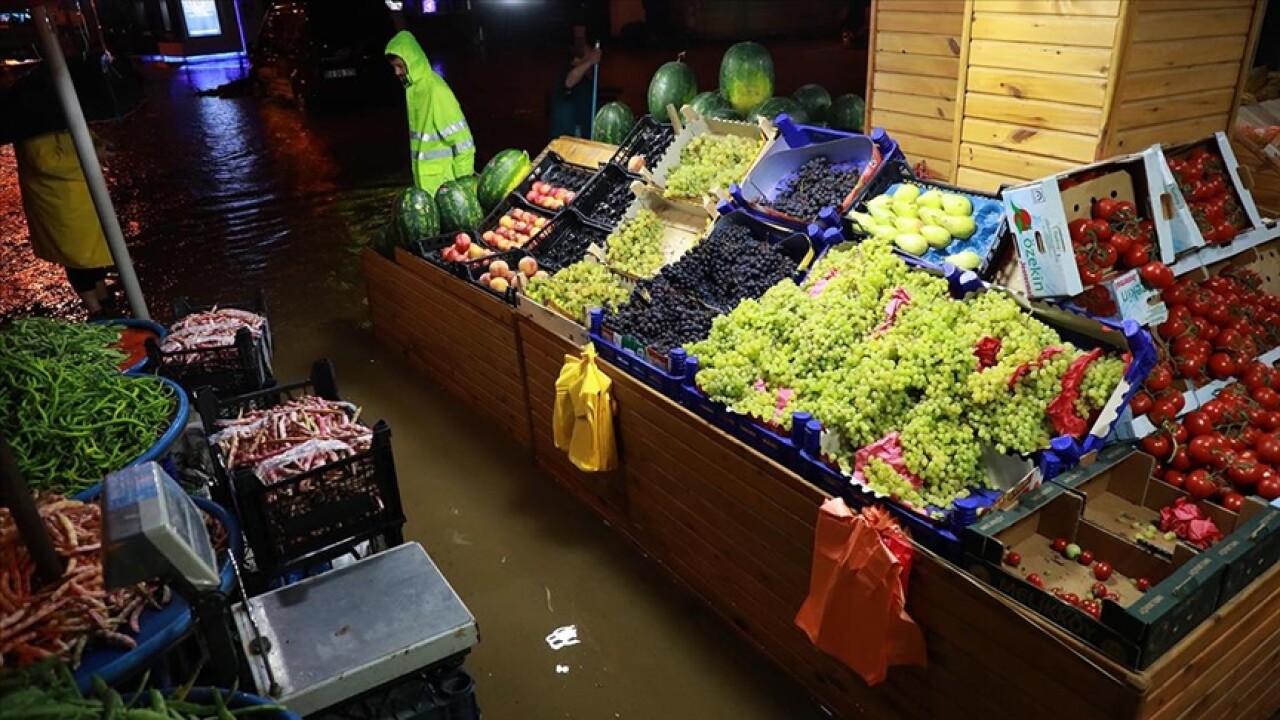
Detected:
left=553, top=344, right=618, bottom=472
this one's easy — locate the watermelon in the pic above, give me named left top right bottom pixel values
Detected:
left=647, top=57, right=697, bottom=120
left=748, top=97, right=808, bottom=125
left=373, top=222, right=399, bottom=259
left=592, top=102, right=636, bottom=145
left=477, top=149, right=531, bottom=213
left=792, top=84, right=832, bottom=123
left=720, top=42, right=774, bottom=116
left=457, top=174, right=479, bottom=197
left=394, top=187, right=439, bottom=243
left=436, top=179, right=484, bottom=232
left=830, top=94, right=866, bottom=132
left=689, top=91, right=734, bottom=119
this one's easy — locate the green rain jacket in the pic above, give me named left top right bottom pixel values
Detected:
left=385, top=31, right=475, bottom=194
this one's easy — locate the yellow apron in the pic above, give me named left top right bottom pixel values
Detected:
left=15, top=131, right=112, bottom=269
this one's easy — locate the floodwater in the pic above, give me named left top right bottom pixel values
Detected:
left=0, top=40, right=865, bottom=718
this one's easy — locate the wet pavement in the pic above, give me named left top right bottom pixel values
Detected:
left=0, top=42, right=864, bottom=718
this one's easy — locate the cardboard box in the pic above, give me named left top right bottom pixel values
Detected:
left=650, top=108, right=773, bottom=211
left=964, top=465, right=1225, bottom=669
left=1001, top=150, right=1199, bottom=303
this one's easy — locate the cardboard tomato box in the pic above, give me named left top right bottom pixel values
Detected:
left=1000, top=149, right=1201, bottom=305
left=964, top=457, right=1225, bottom=669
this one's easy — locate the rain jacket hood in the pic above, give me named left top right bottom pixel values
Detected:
left=385, top=31, right=475, bottom=193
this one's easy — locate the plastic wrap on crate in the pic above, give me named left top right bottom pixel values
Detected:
left=72, top=495, right=241, bottom=692
left=512, top=151, right=595, bottom=214
left=608, top=115, right=677, bottom=171
left=148, top=293, right=274, bottom=398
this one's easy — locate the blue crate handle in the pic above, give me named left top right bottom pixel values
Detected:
left=741, top=135, right=877, bottom=206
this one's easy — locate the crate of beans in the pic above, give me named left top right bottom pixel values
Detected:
left=146, top=293, right=273, bottom=398
left=198, top=359, right=405, bottom=579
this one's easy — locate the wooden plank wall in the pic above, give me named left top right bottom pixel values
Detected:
left=1103, top=0, right=1262, bottom=156
left=866, top=0, right=966, bottom=181
left=952, top=0, right=1122, bottom=191
left=364, top=249, right=532, bottom=448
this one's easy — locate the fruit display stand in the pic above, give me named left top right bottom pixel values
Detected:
left=510, top=314, right=1280, bottom=720
left=864, top=0, right=1269, bottom=192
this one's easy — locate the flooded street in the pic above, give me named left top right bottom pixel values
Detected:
left=0, top=42, right=862, bottom=717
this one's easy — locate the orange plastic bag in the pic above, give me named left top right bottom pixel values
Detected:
left=794, top=499, right=926, bottom=686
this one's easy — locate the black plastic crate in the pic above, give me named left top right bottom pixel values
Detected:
left=568, top=163, right=635, bottom=230
left=197, top=360, right=405, bottom=578
left=511, top=151, right=595, bottom=214
left=476, top=195, right=554, bottom=253
left=146, top=291, right=274, bottom=398
left=448, top=249, right=532, bottom=305
left=313, top=667, right=480, bottom=720
left=608, top=115, right=676, bottom=172
left=532, top=209, right=611, bottom=273
left=414, top=229, right=498, bottom=271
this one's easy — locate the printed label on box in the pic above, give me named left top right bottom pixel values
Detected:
left=1112, top=270, right=1168, bottom=326
left=1003, top=183, right=1080, bottom=298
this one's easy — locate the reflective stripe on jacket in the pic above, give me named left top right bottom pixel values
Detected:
left=386, top=31, right=476, bottom=194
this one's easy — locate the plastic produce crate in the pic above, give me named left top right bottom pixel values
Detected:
left=532, top=209, right=611, bottom=272
left=511, top=151, right=595, bottom=215
left=849, top=160, right=1010, bottom=279
left=569, top=163, right=636, bottom=230
left=146, top=292, right=274, bottom=398
left=197, top=360, right=405, bottom=579
left=449, top=249, right=532, bottom=305
left=608, top=115, right=677, bottom=172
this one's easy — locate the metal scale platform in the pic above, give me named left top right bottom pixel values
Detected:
left=231, top=542, right=478, bottom=716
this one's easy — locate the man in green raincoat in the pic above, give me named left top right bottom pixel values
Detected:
left=385, top=31, right=475, bottom=194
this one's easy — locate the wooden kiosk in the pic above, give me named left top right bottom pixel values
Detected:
left=363, top=4, right=1280, bottom=715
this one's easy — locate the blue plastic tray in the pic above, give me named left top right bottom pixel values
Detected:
left=72, top=495, right=241, bottom=692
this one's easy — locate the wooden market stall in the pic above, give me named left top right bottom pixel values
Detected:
left=864, top=0, right=1270, bottom=190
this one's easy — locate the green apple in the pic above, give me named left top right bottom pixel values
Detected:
left=945, top=250, right=982, bottom=271
left=893, top=184, right=921, bottom=203
left=892, top=200, right=919, bottom=219
left=918, top=207, right=944, bottom=226
left=917, top=189, right=944, bottom=210
left=868, top=204, right=896, bottom=223
left=939, top=214, right=977, bottom=240
left=920, top=225, right=952, bottom=249
left=894, top=217, right=923, bottom=233
left=941, top=193, right=973, bottom=217
left=894, top=233, right=927, bottom=256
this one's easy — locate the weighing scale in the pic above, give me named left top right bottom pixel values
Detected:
left=102, top=463, right=479, bottom=716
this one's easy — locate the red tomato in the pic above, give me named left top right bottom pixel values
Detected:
left=1201, top=399, right=1227, bottom=423
left=1092, top=197, right=1118, bottom=221
left=1162, top=284, right=1189, bottom=306
left=1077, top=256, right=1106, bottom=286
left=1170, top=447, right=1192, bottom=471
left=1136, top=578, right=1152, bottom=592
left=1256, top=436, right=1280, bottom=465
left=1051, top=537, right=1068, bottom=553
left=1078, top=550, right=1095, bottom=566
left=1122, top=244, right=1152, bottom=269
left=1068, top=218, right=1093, bottom=247
left=1094, top=242, right=1119, bottom=269
left=1163, top=469, right=1185, bottom=488
left=1253, top=387, right=1280, bottom=410
left=1026, top=573, right=1045, bottom=589
left=1264, top=412, right=1280, bottom=433
left=1004, top=551, right=1022, bottom=567
left=1145, top=364, right=1174, bottom=392
left=1093, top=562, right=1113, bottom=581
left=1172, top=422, right=1190, bottom=444
left=1175, top=354, right=1207, bottom=382
left=1211, top=221, right=1238, bottom=245
left=1185, top=471, right=1218, bottom=500
left=1090, top=581, right=1108, bottom=599
left=1130, top=391, right=1154, bottom=416
left=1182, top=411, right=1215, bottom=437
left=1142, top=433, right=1172, bottom=459
left=1109, top=232, right=1134, bottom=255
left=1208, top=352, right=1238, bottom=380
left=1139, top=261, right=1175, bottom=290
left=1258, top=476, right=1280, bottom=501
left=1221, top=492, right=1246, bottom=513
left=1189, top=435, right=1221, bottom=466
left=1228, top=461, right=1262, bottom=491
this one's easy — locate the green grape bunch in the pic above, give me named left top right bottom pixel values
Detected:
left=526, top=260, right=632, bottom=322
left=689, top=235, right=1128, bottom=508
left=664, top=134, right=765, bottom=202
left=606, top=208, right=669, bottom=278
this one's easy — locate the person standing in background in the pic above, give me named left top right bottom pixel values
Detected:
left=549, top=23, right=601, bottom=140
left=3, top=64, right=116, bottom=317
left=385, top=30, right=475, bottom=194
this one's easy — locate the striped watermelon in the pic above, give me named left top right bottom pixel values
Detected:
left=477, top=149, right=531, bottom=212
left=720, top=42, right=774, bottom=116
left=792, top=84, right=832, bottom=123
left=748, top=97, right=808, bottom=125
left=592, top=102, right=636, bottom=145
left=647, top=56, right=697, bottom=120
left=830, top=94, right=865, bottom=132
left=394, top=187, right=439, bottom=243
left=436, top=179, right=484, bottom=232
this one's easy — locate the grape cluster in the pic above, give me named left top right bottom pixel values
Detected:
left=687, top=236, right=1126, bottom=504
left=606, top=209, right=669, bottom=278
left=538, top=220, right=608, bottom=271
left=660, top=221, right=795, bottom=310
left=664, top=134, right=765, bottom=201
left=768, top=157, right=861, bottom=221
left=606, top=276, right=717, bottom=354
left=525, top=260, right=631, bottom=321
